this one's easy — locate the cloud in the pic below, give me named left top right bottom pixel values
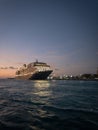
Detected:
left=0, top=67, right=8, bottom=69
left=9, top=66, right=18, bottom=69
left=0, top=66, right=17, bottom=69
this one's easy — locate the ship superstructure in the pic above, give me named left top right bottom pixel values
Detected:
left=15, top=60, right=53, bottom=80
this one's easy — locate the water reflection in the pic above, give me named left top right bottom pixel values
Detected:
left=34, top=80, right=50, bottom=88
left=33, top=80, right=51, bottom=97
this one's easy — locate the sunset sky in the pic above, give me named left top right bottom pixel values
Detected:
left=0, top=0, right=98, bottom=78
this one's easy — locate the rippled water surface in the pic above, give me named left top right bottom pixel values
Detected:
left=0, top=79, right=98, bottom=130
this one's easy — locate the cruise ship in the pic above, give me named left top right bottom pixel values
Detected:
left=15, top=60, right=53, bottom=80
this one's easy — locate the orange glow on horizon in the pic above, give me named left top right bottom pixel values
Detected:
left=0, top=69, right=16, bottom=78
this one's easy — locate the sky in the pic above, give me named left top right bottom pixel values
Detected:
left=0, top=0, right=98, bottom=78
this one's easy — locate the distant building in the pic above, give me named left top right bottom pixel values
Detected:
left=97, top=68, right=98, bottom=75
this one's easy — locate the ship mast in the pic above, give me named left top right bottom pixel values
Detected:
left=36, top=59, right=38, bottom=63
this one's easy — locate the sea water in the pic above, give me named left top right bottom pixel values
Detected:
left=0, top=79, right=98, bottom=130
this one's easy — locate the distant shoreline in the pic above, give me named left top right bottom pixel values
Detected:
left=0, top=78, right=98, bottom=82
